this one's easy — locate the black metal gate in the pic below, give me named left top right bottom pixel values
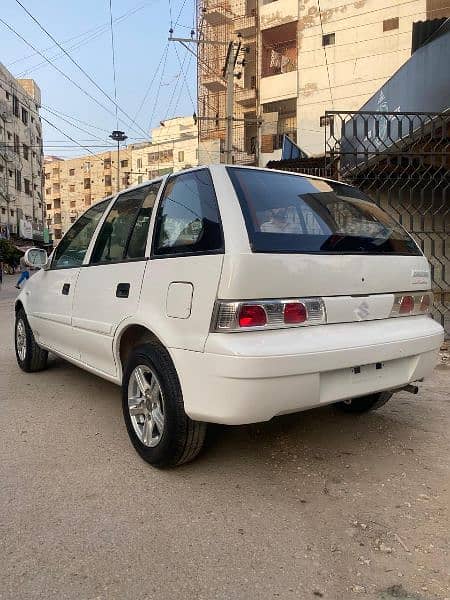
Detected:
left=325, top=110, right=449, bottom=336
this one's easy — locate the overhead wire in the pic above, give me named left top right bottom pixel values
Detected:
left=107, top=0, right=119, bottom=130
left=11, top=0, right=149, bottom=138
left=15, top=3, right=150, bottom=78
left=40, top=116, right=98, bottom=156
left=0, top=16, right=138, bottom=134
left=147, top=44, right=170, bottom=132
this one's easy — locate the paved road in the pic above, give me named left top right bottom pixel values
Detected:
left=1, top=274, right=449, bottom=600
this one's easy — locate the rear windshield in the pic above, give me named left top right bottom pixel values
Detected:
left=227, top=167, right=420, bottom=255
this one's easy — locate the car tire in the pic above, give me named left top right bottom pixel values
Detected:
left=336, top=391, right=393, bottom=413
left=15, top=308, right=48, bottom=372
left=122, top=342, right=207, bottom=468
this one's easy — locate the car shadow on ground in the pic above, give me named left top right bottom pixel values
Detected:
left=43, top=353, right=428, bottom=478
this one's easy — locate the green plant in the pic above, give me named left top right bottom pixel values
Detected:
left=0, top=238, right=22, bottom=267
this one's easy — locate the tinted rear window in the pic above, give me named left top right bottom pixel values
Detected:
left=227, top=168, right=420, bottom=255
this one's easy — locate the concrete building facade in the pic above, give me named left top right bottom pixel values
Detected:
left=197, top=0, right=449, bottom=164
left=0, top=62, right=44, bottom=241
left=44, top=116, right=207, bottom=242
left=44, top=148, right=131, bottom=242
left=129, top=117, right=210, bottom=185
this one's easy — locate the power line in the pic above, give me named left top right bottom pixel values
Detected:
left=16, top=3, right=149, bottom=79
left=40, top=107, right=107, bottom=142
left=11, top=0, right=149, bottom=138
left=108, top=0, right=119, bottom=130
left=130, top=43, right=169, bottom=129
left=10, top=2, right=149, bottom=69
left=147, top=44, right=170, bottom=132
left=40, top=116, right=98, bottom=156
left=0, top=16, right=132, bottom=131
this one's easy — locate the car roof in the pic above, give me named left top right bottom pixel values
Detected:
left=113, top=164, right=352, bottom=197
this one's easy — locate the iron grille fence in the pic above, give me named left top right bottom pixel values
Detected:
left=325, top=110, right=449, bottom=336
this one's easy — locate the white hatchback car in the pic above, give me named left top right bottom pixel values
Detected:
left=15, top=166, right=444, bottom=467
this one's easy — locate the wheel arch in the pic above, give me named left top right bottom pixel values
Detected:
left=114, top=321, right=172, bottom=381
left=15, top=299, right=25, bottom=314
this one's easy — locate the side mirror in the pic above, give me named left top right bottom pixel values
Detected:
left=23, top=247, right=49, bottom=269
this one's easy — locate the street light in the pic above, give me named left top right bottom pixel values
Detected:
left=109, top=130, right=128, bottom=193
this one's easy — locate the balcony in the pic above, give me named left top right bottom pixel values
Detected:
left=236, top=87, right=257, bottom=107
left=260, top=70, right=297, bottom=103
left=260, top=0, right=298, bottom=30
left=203, top=6, right=233, bottom=26
left=233, top=14, right=256, bottom=38
left=202, top=74, right=226, bottom=93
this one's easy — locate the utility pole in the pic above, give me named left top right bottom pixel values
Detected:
left=109, top=130, right=127, bottom=193
left=169, top=31, right=247, bottom=165
left=223, top=40, right=241, bottom=164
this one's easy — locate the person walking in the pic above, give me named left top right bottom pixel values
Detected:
left=16, top=255, right=30, bottom=289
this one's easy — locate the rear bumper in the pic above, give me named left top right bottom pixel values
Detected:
left=171, top=316, right=444, bottom=425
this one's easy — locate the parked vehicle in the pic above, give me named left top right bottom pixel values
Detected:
left=15, top=166, right=444, bottom=467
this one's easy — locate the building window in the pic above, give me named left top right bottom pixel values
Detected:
left=12, top=95, right=19, bottom=117
left=70, top=216, right=76, bottom=223
left=22, top=144, right=29, bottom=160
left=121, top=176, right=129, bottom=186
left=46, top=187, right=51, bottom=195
left=104, top=158, right=111, bottom=168
left=54, top=229, right=62, bottom=240
left=383, top=17, right=399, bottom=32
left=69, top=168, right=75, bottom=176
left=53, top=183, right=60, bottom=193
left=178, top=151, right=185, bottom=162
left=13, top=134, right=20, bottom=155
left=120, top=159, right=128, bottom=168
left=46, top=203, right=51, bottom=210
left=84, top=178, right=91, bottom=189
left=322, top=33, right=335, bottom=46
left=137, top=175, right=143, bottom=184
left=85, top=195, right=91, bottom=206
left=6, top=91, right=10, bottom=100
left=15, top=170, right=21, bottom=191
left=262, top=22, right=297, bottom=77
left=69, top=184, right=75, bottom=192
left=70, top=200, right=76, bottom=208
left=137, top=158, right=143, bottom=169
left=45, top=172, right=50, bottom=180
left=52, top=168, right=59, bottom=176
left=54, top=199, right=61, bottom=209
left=24, top=178, right=31, bottom=195
left=21, top=107, right=28, bottom=125
left=104, top=174, right=112, bottom=187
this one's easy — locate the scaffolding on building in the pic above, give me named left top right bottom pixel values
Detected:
left=197, top=0, right=258, bottom=165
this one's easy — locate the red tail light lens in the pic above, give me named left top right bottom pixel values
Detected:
left=238, top=304, right=267, bottom=327
left=284, top=302, right=307, bottom=324
left=399, top=295, right=414, bottom=314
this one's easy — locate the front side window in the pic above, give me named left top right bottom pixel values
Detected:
left=227, top=167, right=420, bottom=255
left=153, top=169, right=223, bottom=256
left=52, top=199, right=110, bottom=269
left=90, top=183, right=161, bottom=264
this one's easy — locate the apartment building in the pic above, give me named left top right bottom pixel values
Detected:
left=130, top=116, right=207, bottom=185
left=44, top=148, right=131, bottom=241
left=0, top=62, right=44, bottom=241
left=44, top=116, right=213, bottom=242
left=197, top=0, right=449, bottom=163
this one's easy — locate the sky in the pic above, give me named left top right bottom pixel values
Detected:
left=0, top=0, right=197, bottom=157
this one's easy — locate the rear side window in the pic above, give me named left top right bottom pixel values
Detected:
left=90, top=182, right=161, bottom=264
left=227, top=167, right=420, bottom=255
left=153, top=169, right=223, bottom=256
left=52, top=199, right=109, bottom=269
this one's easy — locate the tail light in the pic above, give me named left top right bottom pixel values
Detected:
left=390, top=291, right=433, bottom=318
left=212, top=298, right=326, bottom=332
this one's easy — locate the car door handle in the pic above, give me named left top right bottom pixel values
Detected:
left=116, top=283, right=130, bottom=298
left=62, top=283, right=70, bottom=295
